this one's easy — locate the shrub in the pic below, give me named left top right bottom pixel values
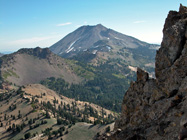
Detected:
left=24, top=132, right=31, bottom=139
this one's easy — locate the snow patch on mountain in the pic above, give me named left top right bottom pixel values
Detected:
left=92, top=50, right=98, bottom=54
left=66, top=47, right=74, bottom=53
left=65, top=38, right=80, bottom=53
left=106, top=46, right=111, bottom=51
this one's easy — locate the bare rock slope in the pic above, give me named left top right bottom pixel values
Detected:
left=98, top=4, right=187, bottom=140
left=0, top=47, right=82, bottom=86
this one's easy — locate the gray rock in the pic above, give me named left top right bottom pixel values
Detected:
left=96, top=4, right=187, bottom=140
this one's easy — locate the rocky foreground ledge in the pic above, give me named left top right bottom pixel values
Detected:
left=96, top=4, right=187, bottom=140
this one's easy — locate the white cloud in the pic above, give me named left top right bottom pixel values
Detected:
left=133, top=20, right=146, bottom=24
left=8, top=36, right=55, bottom=45
left=56, top=22, right=72, bottom=26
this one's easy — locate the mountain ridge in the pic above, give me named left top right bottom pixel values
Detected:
left=0, top=47, right=83, bottom=86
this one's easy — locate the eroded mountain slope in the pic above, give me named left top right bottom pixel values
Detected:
left=0, top=47, right=83, bottom=86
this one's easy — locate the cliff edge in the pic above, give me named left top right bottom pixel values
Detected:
left=97, top=4, right=187, bottom=140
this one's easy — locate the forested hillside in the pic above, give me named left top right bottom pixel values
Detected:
left=41, top=60, right=136, bottom=112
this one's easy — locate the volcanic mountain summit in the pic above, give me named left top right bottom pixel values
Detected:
left=50, top=24, right=160, bottom=58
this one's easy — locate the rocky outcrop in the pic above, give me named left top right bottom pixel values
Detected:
left=17, top=47, right=53, bottom=59
left=96, top=4, right=187, bottom=140
left=155, top=4, right=187, bottom=96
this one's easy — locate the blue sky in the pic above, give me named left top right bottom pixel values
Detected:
left=0, top=0, right=186, bottom=52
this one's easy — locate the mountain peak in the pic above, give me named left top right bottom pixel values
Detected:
left=94, top=24, right=107, bottom=31
left=50, top=24, right=159, bottom=58
left=96, top=23, right=103, bottom=26
left=78, top=24, right=107, bottom=30
left=95, top=23, right=106, bottom=28
left=179, top=4, right=187, bottom=13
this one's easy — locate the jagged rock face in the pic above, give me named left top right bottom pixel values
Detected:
left=97, top=5, right=187, bottom=140
left=155, top=4, right=187, bottom=95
